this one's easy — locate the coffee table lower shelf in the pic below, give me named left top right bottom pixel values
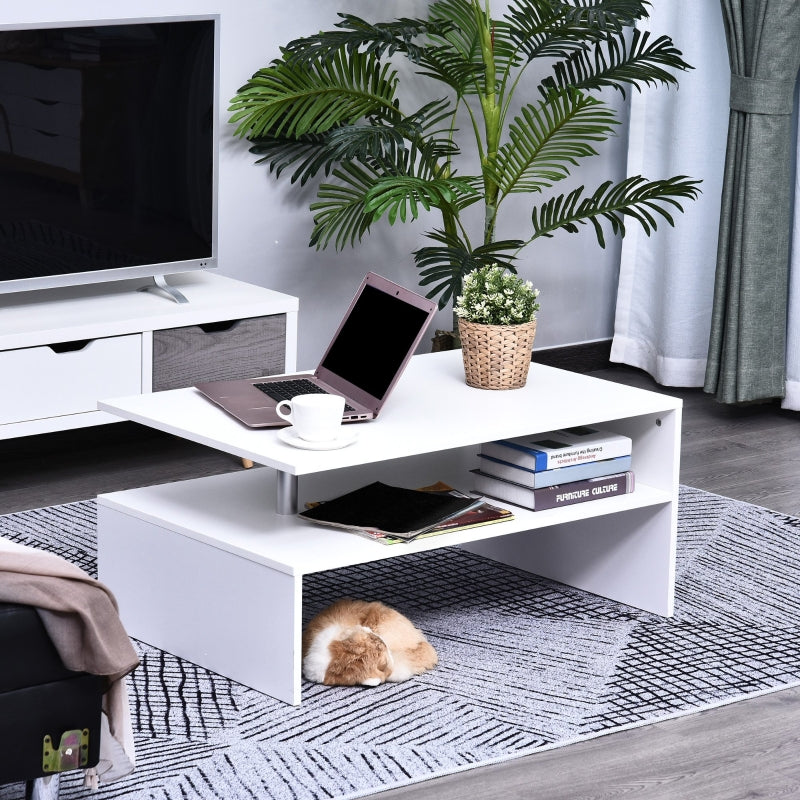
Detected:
left=97, top=467, right=675, bottom=705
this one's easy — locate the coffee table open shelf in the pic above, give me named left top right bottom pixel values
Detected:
left=97, top=351, right=682, bottom=705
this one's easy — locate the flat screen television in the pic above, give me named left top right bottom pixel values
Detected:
left=0, top=15, right=218, bottom=296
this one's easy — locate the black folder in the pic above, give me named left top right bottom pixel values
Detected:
left=299, top=481, right=480, bottom=539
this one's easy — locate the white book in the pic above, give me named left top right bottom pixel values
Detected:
left=480, top=426, right=632, bottom=472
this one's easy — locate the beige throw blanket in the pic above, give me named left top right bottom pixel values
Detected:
left=0, top=537, right=140, bottom=783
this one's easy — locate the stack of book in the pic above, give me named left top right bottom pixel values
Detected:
left=472, top=425, right=634, bottom=511
left=300, top=481, right=514, bottom=545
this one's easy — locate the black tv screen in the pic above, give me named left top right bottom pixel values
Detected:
left=0, top=16, right=218, bottom=293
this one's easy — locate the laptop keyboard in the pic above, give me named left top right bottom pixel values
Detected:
left=253, top=378, right=356, bottom=412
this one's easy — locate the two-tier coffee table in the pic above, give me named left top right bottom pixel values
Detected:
left=96, top=350, right=682, bottom=705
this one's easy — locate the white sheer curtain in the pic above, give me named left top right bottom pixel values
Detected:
left=611, top=1, right=729, bottom=387
left=611, top=2, right=800, bottom=409
left=785, top=120, right=800, bottom=409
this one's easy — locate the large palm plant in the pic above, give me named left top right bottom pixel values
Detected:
left=229, top=0, right=700, bottom=343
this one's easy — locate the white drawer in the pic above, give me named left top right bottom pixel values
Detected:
left=0, top=334, right=142, bottom=425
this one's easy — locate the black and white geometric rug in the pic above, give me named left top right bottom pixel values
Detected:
left=2, top=486, right=800, bottom=800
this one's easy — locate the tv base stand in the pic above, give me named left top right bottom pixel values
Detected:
left=137, top=274, right=190, bottom=304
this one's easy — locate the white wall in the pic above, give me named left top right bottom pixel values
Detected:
left=12, top=1, right=628, bottom=369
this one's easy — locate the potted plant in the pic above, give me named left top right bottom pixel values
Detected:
left=229, top=0, right=700, bottom=348
left=455, top=264, right=540, bottom=388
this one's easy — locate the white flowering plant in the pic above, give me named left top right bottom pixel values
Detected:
left=455, top=266, right=540, bottom=326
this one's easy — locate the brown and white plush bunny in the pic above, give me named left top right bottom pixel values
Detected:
left=302, top=598, right=438, bottom=687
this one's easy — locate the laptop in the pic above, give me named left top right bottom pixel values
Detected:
left=195, top=272, right=437, bottom=428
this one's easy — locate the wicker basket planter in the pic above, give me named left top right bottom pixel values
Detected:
left=458, top=317, right=538, bottom=390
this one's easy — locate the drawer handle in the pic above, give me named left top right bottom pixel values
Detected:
left=198, top=320, right=239, bottom=334
left=49, top=340, right=91, bottom=353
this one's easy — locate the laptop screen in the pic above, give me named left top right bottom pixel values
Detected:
left=320, top=284, right=432, bottom=399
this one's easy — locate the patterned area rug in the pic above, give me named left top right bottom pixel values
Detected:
left=2, top=486, right=800, bottom=800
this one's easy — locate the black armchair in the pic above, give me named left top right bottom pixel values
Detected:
left=0, top=602, right=105, bottom=799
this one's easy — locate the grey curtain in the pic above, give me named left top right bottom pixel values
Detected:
left=704, top=0, right=800, bottom=403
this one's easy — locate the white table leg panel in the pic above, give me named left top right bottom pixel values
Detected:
left=98, top=503, right=303, bottom=705
left=462, top=502, right=676, bottom=616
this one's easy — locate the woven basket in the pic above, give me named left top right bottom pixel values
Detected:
left=458, top=317, right=537, bottom=390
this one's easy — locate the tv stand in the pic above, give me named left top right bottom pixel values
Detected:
left=0, top=272, right=298, bottom=439
left=137, top=275, right=190, bottom=305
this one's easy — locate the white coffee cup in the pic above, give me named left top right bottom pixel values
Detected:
left=275, top=393, right=346, bottom=442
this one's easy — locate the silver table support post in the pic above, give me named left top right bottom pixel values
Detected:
left=276, top=471, right=298, bottom=515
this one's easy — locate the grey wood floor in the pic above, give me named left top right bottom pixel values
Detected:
left=2, top=365, right=800, bottom=799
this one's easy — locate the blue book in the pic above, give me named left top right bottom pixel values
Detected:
left=477, top=453, right=633, bottom=489
left=480, top=426, right=632, bottom=472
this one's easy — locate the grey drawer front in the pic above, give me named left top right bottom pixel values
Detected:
left=152, top=315, right=286, bottom=391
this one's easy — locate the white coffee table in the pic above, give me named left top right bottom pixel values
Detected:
left=96, top=350, right=682, bottom=704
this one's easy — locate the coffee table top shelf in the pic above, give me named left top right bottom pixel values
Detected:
left=98, top=350, right=681, bottom=477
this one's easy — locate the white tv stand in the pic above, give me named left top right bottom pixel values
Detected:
left=96, top=351, right=682, bottom=705
left=0, top=272, right=298, bottom=439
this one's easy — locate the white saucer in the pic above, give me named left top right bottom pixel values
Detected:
left=277, top=427, right=358, bottom=450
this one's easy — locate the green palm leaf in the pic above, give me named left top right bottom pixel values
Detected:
left=309, top=162, right=381, bottom=250
left=364, top=175, right=480, bottom=225
left=422, top=0, right=519, bottom=95
left=491, top=90, right=618, bottom=197
left=503, top=0, right=581, bottom=60
left=415, top=46, right=483, bottom=96
left=541, top=28, right=691, bottom=97
left=248, top=132, right=331, bottom=185
left=328, top=100, right=458, bottom=165
left=229, top=49, right=399, bottom=140
left=530, top=176, right=702, bottom=247
left=282, top=13, right=453, bottom=66
left=414, top=229, right=524, bottom=308
left=503, top=0, right=646, bottom=61
left=248, top=99, right=457, bottom=186
left=309, top=154, right=480, bottom=250
left=556, top=0, right=647, bottom=29
left=428, top=0, right=482, bottom=55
